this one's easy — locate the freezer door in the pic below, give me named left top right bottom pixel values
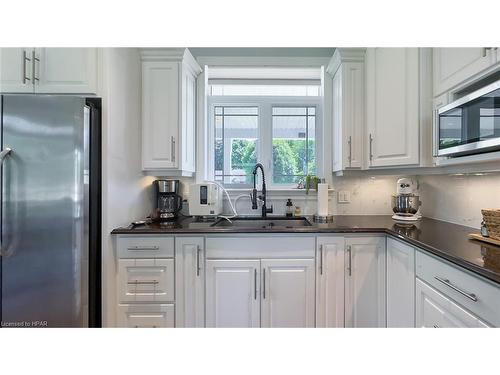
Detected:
left=0, top=95, right=88, bottom=327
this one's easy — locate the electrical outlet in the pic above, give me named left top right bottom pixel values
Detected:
left=337, top=190, right=351, bottom=203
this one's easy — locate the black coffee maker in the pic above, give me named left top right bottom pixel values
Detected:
left=152, top=180, right=183, bottom=222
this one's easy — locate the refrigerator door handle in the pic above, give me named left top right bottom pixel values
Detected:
left=0, top=147, right=13, bottom=256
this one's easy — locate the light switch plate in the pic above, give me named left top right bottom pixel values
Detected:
left=337, top=190, right=351, bottom=203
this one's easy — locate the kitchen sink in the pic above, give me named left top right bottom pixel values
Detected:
left=211, top=216, right=312, bottom=229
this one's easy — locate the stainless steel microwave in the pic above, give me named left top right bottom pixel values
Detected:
left=437, top=80, right=500, bottom=157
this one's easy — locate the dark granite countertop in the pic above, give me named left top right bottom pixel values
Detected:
left=111, top=215, right=500, bottom=285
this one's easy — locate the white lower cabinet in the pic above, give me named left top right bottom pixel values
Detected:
left=415, top=278, right=489, bottom=328
left=205, top=259, right=261, bottom=328
left=316, top=237, right=345, bottom=327
left=117, top=304, right=175, bottom=328
left=345, top=236, right=386, bottom=327
left=261, top=259, right=315, bottom=328
left=175, top=237, right=205, bottom=327
left=386, top=238, right=415, bottom=327
left=118, top=258, right=174, bottom=303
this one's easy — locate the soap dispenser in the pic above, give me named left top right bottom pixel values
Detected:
left=285, top=199, right=294, bottom=217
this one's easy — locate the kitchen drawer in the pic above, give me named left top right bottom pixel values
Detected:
left=416, top=251, right=500, bottom=326
left=117, top=304, right=175, bottom=328
left=117, top=236, right=174, bottom=258
left=118, top=259, right=175, bottom=302
left=416, top=278, right=489, bottom=328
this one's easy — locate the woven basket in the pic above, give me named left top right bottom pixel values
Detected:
left=482, top=209, right=500, bottom=240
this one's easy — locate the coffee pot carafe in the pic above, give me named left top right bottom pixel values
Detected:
left=152, top=179, right=183, bottom=222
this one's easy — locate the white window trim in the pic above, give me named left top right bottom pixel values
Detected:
left=207, top=95, right=323, bottom=189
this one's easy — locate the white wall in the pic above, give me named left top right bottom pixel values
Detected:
left=100, top=48, right=156, bottom=327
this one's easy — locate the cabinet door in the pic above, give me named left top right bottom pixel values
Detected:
left=433, top=48, right=494, bottom=96
left=345, top=236, right=386, bottom=327
left=117, top=304, right=175, bottom=328
left=180, top=66, right=196, bottom=172
left=0, top=48, right=34, bottom=93
left=175, top=237, right=205, bottom=327
left=332, top=63, right=364, bottom=172
left=416, top=278, right=490, bottom=328
left=316, top=237, right=345, bottom=327
left=261, top=259, right=315, bottom=328
left=35, top=48, right=97, bottom=94
left=142, top=61, right=179, bottom=170
left=366, top=48, right=419, bottom=167
left=205, top=259, right=260, bottom=328
left=386, top=238, right=415, bottom=327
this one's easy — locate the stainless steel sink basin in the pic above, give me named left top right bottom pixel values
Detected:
left=211, top=216, right=312, bottom=229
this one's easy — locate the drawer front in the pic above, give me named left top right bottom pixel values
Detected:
left=117, top=236, right=174, bottom=258
left=117, top=304, right=175, bottom=328
left=416, top=251, right=500, bottom=326
left=118, top=259, right=174, bottom=302
left=416, top=278, right=490, bottom=328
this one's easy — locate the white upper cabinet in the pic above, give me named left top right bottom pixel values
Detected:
left=433, top=48, right=499, bottom=97
left=35, top=48, right=97, bottom=94
left=261, top=259, right=315, bottom=328
left=316, top=236, right=345, bottom=328
left=0, top=48, right=97, bottom=94
left=0, top=48, right=34, bottom=93
left=386, top=238, right=415, bottom=327
left=344, top=236, right=386, bottom=328
left=327, top=49, right=365, bottom=172
left=366, top=48, right=420, bottom=167
left=141, top=48, right=201, bottom=175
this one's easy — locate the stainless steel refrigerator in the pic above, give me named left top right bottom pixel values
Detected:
left=0, top=95, right=101, bottom=328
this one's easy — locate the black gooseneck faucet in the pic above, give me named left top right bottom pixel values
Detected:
left=251, top=163, right=273, bottom=218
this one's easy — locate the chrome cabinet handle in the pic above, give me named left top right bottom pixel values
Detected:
left=32, top=50, right=39, bottom=83
left=262, top=268, right=266, bottom=299
left=482, top=47, right=492, bottom=57
left=22, top=51, right=31, bottom=84
left=434, top=276, right=478, bottom=302
left=127, top=280, right=159, bottom=285
left=254, top=269, right=257, bottom=300
left=171, top=136, right=175, bottom=162
left=0, top=148, right=12, bottom=257
left=369, top=133, right=373, bottom=162
left=346, top=245, right=352, bottom=276
left=348, top=136, right=352, bottom=166
left=319, top=244, right=324, bottom=275
left=196, top=245, right=201, bottom=277
left=127, top=245, right=159, bottom=251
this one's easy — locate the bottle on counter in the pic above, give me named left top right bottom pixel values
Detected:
left=286, top=199, right=294, bottom=217
left=294, top=206, right=301, bottom=216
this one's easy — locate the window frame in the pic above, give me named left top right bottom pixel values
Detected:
left=207, top=95, right=322, bottom=189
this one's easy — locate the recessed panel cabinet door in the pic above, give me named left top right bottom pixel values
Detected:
left=316, top=237, right=345, bottom=327
left=415, top=278, right=490, bottom=328
left=0, top=48, right=34, bottom=93
left=35, top=48, right=97, bottom=94
left=366, top=48, right=419, bottom=167
left=345, top=237, right=386, bottom=328
left=261, top=259, right=315, bottom=328
left=175, top=237, right=205, bottom=327
left=433, top=48, right=495, bottom=96
left=205, top=259, right=260, bottom=328
left=386, top=238, right=415, bottom=327
left=142, top=61, right=179, bottom=170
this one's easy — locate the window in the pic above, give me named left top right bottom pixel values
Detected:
left=214, top=106, right=258, bottom=184
left=272, top=107, right=316, bottom=184
left=207, top=68, right=322, bottom=188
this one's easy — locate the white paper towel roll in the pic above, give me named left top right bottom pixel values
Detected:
left=317, top=183, right=329, bottom=217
